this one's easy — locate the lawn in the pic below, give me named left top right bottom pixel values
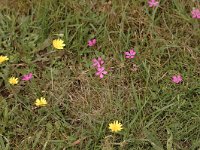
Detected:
left=0, top=0, right=200, bottom=149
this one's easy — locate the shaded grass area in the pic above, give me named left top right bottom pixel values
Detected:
left=0, top=0, right=200, bottom=149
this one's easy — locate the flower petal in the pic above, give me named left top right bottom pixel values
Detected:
left=125, top=52, right=130, bottom=55
left=102, top=71, right=108, bottom=74
left=99, top=74, right=104, bottom=78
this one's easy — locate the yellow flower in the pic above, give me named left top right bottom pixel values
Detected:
left=35, top=97, right=47, bottom=107
left=0, top=55, right=9, bottom=64
left=52, top=39, right=65, bottom=50
left=108, top=120, right=123, bottom=133
left=9, top=77, right=19, bottom=85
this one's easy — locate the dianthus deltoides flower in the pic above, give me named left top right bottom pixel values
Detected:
left=125, top=49, right=136, bottom=59
left=191, top=8, right=200, bottom=19
left=22, top=73, right=33, bottom=81
left=88, top=39, right=96, bottom=47
left=95, top=67, right=107, bottom=79
left=92, top=57, right=104, bottom=68
left=148, top=0, right=159, bottom=7
left=172, top=75, right=182, bottom=84
left=108, top=120, right=123, bottom=133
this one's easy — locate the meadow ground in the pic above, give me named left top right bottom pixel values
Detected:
left=0, top=0, right=200, bottom=149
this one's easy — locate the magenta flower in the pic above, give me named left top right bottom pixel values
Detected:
left=22, top=73, right=33, bottom=81
left=92, top=57, right=104, bottom=68
left=95, top=67, right=107, bottom=79
left=191, top=9, right=200, bottom=19
left=88, top=39, right=96, bottom=47
left=125, top=49, right=136, bottom=59
left=148, top=0, right=159, bottom=7
left=172, top=75, right=182, bottom=84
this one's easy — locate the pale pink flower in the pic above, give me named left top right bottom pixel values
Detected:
left=191, top=9, right=200, bottom=19
left=88, top=39, right=96, bottom=47
left=95, top=67, right=107, bottom=79
left=125, top=49, right=136, bottom=59
left=22, top=73, right=33, bottom=81
left=148, top=0, right=159, bottom=7
left=172, top=75, right=182, bottom=84
left=92, top=57, right=104, bottom=68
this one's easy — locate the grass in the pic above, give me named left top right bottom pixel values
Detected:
left=0, top=0, right=200, bottom=149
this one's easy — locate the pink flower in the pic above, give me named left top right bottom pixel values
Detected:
left=125, top=49, right=136, bottom=59
left=95, top=67, right=107, bottom=79
left=172, top=75, right=182, bottom=84
left=148, top=0, right=159, bottom=7
left=88, top=39, right=96, bottom=47
left=92, top=57, right=104, bottom=68
left=22, top=73, right=33, bottom=81
left=191, top=9, right=200, bottom=19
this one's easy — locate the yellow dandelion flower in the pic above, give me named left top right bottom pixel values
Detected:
left=52, top=39, right=65, bottom=50
left=9, top=77, right=19, bottom=85
left=0, top=55, right=9, bottom=64
left=108, top=120, right=123, bottom=133
left=35, top=97, right=47, bottom=107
